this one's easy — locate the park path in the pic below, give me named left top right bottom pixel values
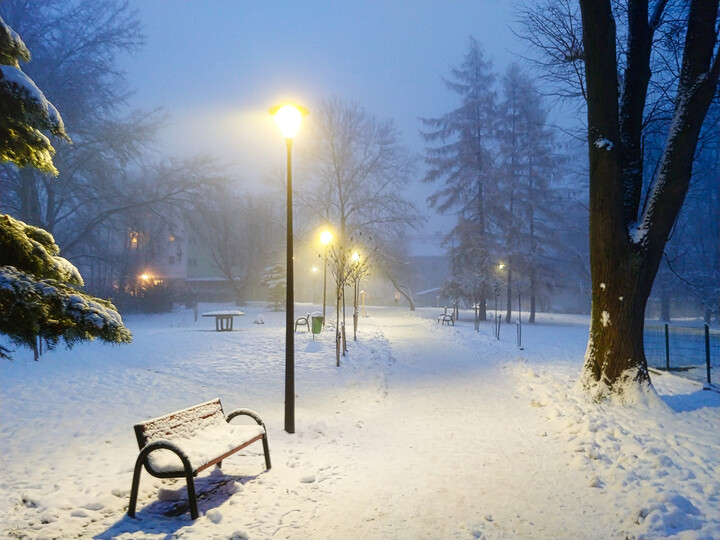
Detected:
left=275, top=308, right=609, bottom=540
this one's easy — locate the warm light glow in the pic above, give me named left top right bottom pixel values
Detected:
left=498, top=263, right=505, bottom=271
left=269, top=103, right=309, bottom=138
left=351, top=251, right=360, bottom=263
left=320, top=230, right=333, bottom=245
left=140, top=274, right=151, bottom=281
left=311, top=266, right=319, bottom=273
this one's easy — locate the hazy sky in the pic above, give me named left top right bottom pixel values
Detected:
left=121, top=0, right=529, bottom=249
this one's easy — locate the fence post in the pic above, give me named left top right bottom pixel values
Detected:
left=705, top=324, right=712, bottom=386
left=664, top=323, right=670, bottom=371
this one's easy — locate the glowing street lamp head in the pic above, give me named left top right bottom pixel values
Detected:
left=320, top=230, right=333, bottom=246
left=498, top=263, right=505, bottom=271
left=269, top=103, right=309, bottom=138
left=351, top=251, right=360, bottom=263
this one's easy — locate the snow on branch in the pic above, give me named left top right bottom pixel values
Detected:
left=0, top=15, right=69, bottom=174
left=0, top=214, right=83, bottom=285
left=0, top=266, right=131, bottom=356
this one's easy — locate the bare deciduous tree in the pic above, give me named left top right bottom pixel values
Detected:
left=298, top=97, right=422, bottom=308
left=189, top=188, right=283, bottom=304
left=521, top=0, right=719, bottom=399
left=579, top=0, right=718, bottom=399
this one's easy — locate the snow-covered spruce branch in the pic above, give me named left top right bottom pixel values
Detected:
left=0, top=266, right=131, bottom=358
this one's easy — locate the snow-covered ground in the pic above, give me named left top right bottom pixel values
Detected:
left=1, top=303, right=718, bottom=540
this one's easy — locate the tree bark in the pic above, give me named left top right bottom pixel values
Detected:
left=478, top=295, right=487, bottom=321
left=579, top=0, right=719, bottom=399
left=529, top=291, right=536, bottom=324
left=389, top=278, right=415, bottom=311
left=505, top=266, right=512, bottom=323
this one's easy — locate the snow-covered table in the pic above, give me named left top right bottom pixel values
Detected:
left=128, top=398, right=271, bottom=520
left=202, top=310, right=244, bottom=331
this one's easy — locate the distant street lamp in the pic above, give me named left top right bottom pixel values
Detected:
left=320, top=229, right=332, bottom=325
left=269, top=102, right=308, bottom=434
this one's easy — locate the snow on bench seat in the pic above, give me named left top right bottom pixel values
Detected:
left=145, top=421, right=266, bottom=474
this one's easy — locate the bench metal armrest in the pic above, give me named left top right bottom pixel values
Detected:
left=226, top=408, right=271, bottom=470
left=137, top=439, right=194, bottom=477
left=226, top=408, right=265, bottom=428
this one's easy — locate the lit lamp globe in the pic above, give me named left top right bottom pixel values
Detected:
left=269, top=103, right=309, bottom=138
left=320, top=230, right=333, bottom=246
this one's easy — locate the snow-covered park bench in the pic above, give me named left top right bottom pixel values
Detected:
left=438, top=313, right=454, bottom=325
left=202, top=310, right=244, bottom=331
left=438, top=308, right=455, bottom=326
left=295, top=312, right=311, bottom=332
left=128, top=398, right=271, bottom=520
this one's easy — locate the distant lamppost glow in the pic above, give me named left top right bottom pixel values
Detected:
left=269, top=102, right=308, bottom=435
left=320, top=229, right=333, bottom=324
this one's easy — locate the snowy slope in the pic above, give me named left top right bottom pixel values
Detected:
left=1, top=304, right=718, bottom=539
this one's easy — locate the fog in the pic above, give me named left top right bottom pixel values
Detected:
left=119, top=0, right=527, bottom=247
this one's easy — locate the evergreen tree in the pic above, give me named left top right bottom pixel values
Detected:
left=261, top=263, right=286, bottom=311
left=0, top=14, right=68, bottom=173
left=496, top=63, right=567, bottom=323
left=0, top=16, right=131, bottom=359
left=422, top=37, right=501, bottom=320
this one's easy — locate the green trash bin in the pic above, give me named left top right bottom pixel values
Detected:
left=311, top=316, right=324, bottom=335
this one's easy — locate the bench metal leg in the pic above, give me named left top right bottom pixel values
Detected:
left=262, top=433, right=272, bottom=470
left=185, top=470, right=199, bottom=520
left=128, top=454, right=145, bottom=518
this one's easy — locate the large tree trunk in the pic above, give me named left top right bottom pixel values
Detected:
left=476, top=294, right=487, bottom=321
left=529, top=269, right=537, bottom=323
left=578, top=0, right=719, bottom=400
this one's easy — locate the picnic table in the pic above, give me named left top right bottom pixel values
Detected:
left=202, top=310, right=245, bottom=331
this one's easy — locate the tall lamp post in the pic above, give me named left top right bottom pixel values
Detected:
left=269, top=102, right=308, bottom=434
left=320, top=229, right=332, bottom=324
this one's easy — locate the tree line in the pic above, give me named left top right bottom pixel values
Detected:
left=2, top=0, right=717, bottom=405
left=421, top=37, right=588, bottom=323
